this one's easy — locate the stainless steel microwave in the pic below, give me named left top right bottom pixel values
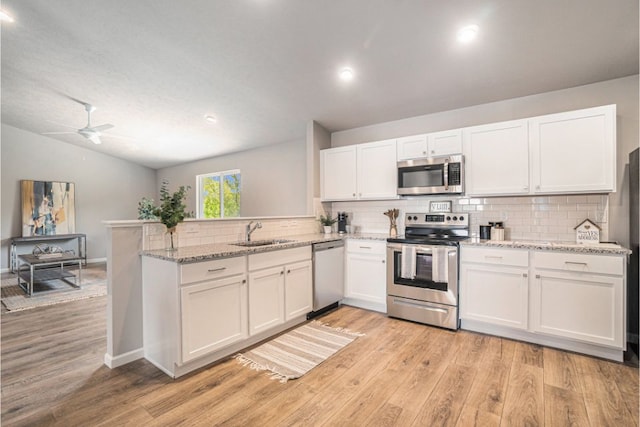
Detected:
left=397, top=155, right=464, bottom=195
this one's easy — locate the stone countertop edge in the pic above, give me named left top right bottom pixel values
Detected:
left=460, top=240, right=632, bottom=255
left=141, top=232, right=390, bottom=263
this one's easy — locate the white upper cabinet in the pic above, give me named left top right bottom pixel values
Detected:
left=529, top=105, right=616, bottom=194
left=396, top=134, right=427, bottom=160
left=397, top=129, right=462, bottom=160
left=463, top=119, right=530, bottom=196
left=356, top=139, right=398, bottom=199
left=321, top=139, right=397, bottom=201
left=320, top=146, right=357, bottom=200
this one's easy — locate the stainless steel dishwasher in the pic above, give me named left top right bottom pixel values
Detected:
left=307, top=240, right=344, bottom=319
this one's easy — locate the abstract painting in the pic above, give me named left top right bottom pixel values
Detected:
left=21, top=180, right=75, bottom=236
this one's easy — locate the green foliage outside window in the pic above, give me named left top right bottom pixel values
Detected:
left=200, top=171, right=241, bottom=218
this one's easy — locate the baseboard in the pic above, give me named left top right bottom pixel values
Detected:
left=104, top=348, right=144, bottom=368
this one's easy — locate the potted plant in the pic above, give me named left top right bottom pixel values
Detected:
left=138, top=180, right=192, bottom=251
left=319, top=214, right=337, bottom=234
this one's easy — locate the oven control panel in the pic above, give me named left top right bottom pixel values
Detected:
left=404, top=212, right=468, bottom=226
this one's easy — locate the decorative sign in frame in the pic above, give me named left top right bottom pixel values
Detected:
left=430, top=200, right=452, bottom=213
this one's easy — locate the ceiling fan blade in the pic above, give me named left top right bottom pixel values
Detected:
left=92, top=123, right=114, bottom=132
left=101, top=132, right=136, bottom=141
left=88, top=134, right=102, bottom=144
left=42, top=131, right=77, bottom=135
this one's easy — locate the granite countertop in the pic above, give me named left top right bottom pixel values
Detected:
left=142, top=232, right=390, bottom=263
left=461, top=239, right=631, bottom=255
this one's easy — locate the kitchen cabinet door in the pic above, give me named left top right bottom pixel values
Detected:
left=530, top=105, right=616, bottom=194
left=248, top=266, right=285, bottom=336
left=397, top=134, right=428, bottom=160
left=428, top=129, right=462, bottom=157
left=531, top=269, right=623, bottom=348
left=284, top=260, right=312, bottom=321
left=345, top=251, right=386, bottom=312
left=320, top=146, right=357, bottom=200
left=180, top=274, right=248, bottom=363
left=357, top=139, right=398, bottom=199
left=463, top=119, right=529, bottom=196
left=460, top=263, right=529, bottom=329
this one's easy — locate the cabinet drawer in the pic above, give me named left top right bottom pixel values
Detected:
left=533, top=251, right=623, bottom=276
left=461, top=247, right=529, bottom=267
left=346, top=239, right=386, bottom=255
left=248, top=246, right=311, bottom=271
left=180, top=256, right=246, bottom=285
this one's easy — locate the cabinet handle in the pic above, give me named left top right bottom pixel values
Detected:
left=523, top=186, right=529, bottom=190
left=523, top=273, right=528, bottom=278
left=287, top=269, right=291, bottom=274
left=485, top=256, right=503, bottom=259
left=422, top=151, right=427, bottom=155
left=536, top=185, right=540, bottom=190
left=382, top=260, right=385, bottom=263
left=242, top=279, right=246, bottom=284
left=565, top=261, right=588, bottom=266
left=207, top=267, right=226, bottom=273
left=430, top=150, right=435, bottom=154
left=353, top=193, right=356, bottom=197
left=535, top=274, right=540, bottom=279
left=359, top=246, right=372, bottom=249
left=280, top=270, right=284, bottom=275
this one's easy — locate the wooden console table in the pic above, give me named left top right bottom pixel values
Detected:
left=16, top=253, right=83, bottom=296
left=10, top=234, right=86, bottom=273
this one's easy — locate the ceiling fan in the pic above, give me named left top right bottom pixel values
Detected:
left=43, top=102, right=115, bottom=145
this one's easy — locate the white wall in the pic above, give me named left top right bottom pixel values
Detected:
left=156, top=139, right=307, bottom=217
left=331, top=76, right=639, bottom=247
left=0, top=124, right=157, bottom=269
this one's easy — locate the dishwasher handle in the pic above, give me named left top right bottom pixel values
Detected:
left=313, top=240, right=345, bottom=252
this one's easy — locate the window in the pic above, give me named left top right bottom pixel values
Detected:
left=197, top=169, right=241, bottom=218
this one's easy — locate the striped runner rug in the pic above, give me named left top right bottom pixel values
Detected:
left=235, top=320, right=364, bottom=383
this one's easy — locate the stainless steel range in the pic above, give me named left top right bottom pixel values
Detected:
left=386, top=212, right=469, bottom=330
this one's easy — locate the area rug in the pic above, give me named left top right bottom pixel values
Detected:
left=1, top=266, right=106, bottom=312
left=235, top=320, right=364, bottom=383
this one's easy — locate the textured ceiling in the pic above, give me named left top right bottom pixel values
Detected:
left=1, top=0, right=638, bottom=169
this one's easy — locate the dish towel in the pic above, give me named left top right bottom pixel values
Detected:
left=400, top=245, right=417, bottom=279
left=431, top=247, right=449, bottom=283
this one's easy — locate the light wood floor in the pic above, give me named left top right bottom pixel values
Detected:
left=2, top=297, right=638, bottom=426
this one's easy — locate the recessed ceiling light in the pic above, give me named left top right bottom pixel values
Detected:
left=204, top=115, right=217, bottom=124
left=457, top=25, right=479, bottom=43
left=0, top=10, right=14, bottom=22
left=339, top=67, right=354, bottom=81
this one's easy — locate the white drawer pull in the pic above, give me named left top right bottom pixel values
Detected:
left=359, top=246, right=372, bottom=249
left=565, top=261, right=588, bottom=266
left=485, top=255, right=503, bottom=259
left=207, top=267, right=227, bottom=273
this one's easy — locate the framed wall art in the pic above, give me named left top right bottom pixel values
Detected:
left=21, top=180, right=76, bottom=236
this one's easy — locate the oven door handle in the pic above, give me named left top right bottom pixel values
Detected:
left=387, top=243, right=441, bottom=253
left=392, top=298, right=449, bottom=314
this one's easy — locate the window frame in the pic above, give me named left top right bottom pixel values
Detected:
left=196, top=169, right=241, bottom=219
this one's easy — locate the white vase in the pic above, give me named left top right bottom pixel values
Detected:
left=323, top=225, right=332, bottom=234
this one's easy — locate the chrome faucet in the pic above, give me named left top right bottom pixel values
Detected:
left=246, top=221, right=262, bottom=241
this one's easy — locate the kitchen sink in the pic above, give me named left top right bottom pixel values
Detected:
left=231, top=239, right=295, bottom=247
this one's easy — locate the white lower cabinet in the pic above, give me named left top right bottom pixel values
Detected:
left=344, top=239, right=387, bottom=312
left=284, top=260, right=313, bottom=320
left=142, top=245, right=312, bottom=378
left=181, top=274, right=248, bottom=363
left=248, top=246, right=312, bottom=335
left=460, top=246, right=627, bottom=361
left=460, top=262, right=529, bottom=330
left=248, top=266, right=285, bottom=336
left=531, top=251, right=624, bottom=348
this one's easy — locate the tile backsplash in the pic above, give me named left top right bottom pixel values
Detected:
left=143, top=216, right=319, bottom=251
left=331, top=194, right=609, bottom=242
